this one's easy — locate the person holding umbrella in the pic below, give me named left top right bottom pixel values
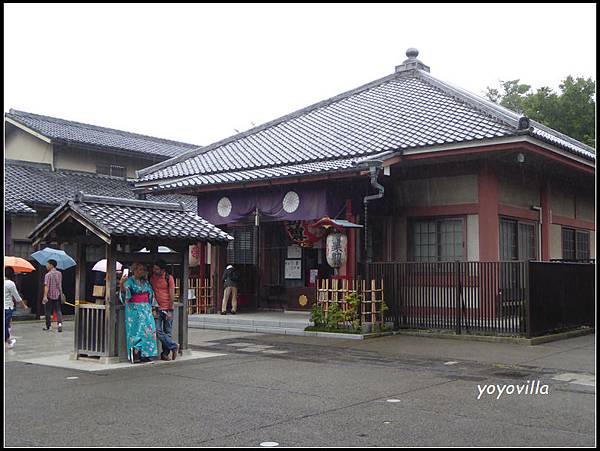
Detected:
left=42, top=259, right=64, bottom=332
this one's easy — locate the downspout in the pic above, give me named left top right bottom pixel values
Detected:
left=362, top=160, right=385, bottom=263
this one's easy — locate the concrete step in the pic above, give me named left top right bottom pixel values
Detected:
left=189, top=313, right=312, bottom=331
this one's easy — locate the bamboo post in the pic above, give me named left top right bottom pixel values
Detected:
left=371, top=280, right=377, bottom=324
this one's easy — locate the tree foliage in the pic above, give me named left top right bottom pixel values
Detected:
left=485, top=76, right=595, bottom=148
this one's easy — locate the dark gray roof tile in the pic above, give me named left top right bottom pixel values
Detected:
left=30, top=194, right=231, bottom=243
left=137, top=70, right=594, bottom=188
left=6, top=109, right=201, bottom=158
left=5, top=160, right=197, bottom=215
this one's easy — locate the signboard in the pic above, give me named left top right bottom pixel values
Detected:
left=284, top=259, right=302, bottom=279
left=287, top=245, right=302, bottom=259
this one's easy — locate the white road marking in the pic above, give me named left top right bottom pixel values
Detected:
left=552, top=373, right=595, bottom=387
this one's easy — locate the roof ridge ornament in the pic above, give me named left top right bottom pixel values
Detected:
left=395, top=47, right=430, bottom=74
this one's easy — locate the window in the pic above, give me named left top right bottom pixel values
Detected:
left=227, top=224, right=256, bottom=265
left=562, top=228, right=590, bottom=261
left=500, top=218, right=537, bottom=261
left=411, top=218, right=464, bottom=262
left=97, top=164, right=126, bottom=178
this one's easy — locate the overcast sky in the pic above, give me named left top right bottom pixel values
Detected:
left=4, top=3, right=596, bottom=147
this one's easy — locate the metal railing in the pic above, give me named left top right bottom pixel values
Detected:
left=369, top=261, right=529, bottom=336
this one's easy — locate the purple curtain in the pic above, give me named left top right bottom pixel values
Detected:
left=197, top=185, right=345, bottom=225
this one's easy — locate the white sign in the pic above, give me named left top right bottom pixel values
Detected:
left=285, top=259, right=302, bottom=279
left=287, top=245, right=302, bottom=259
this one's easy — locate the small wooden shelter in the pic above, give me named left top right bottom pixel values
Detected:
left=29, top=192, right=233, bottom=362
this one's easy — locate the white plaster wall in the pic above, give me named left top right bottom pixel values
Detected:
left=576, top=195, right=595, bottom=222
left=466, top=214, right=479, bottom=261
left=549, top=224, right=562, bottom=260
left=54, top=147, right=157, bottom=178
left=10, top=216, right=40, bottom=240
left=5, top=128, right=53, bottom=165
left=393, top=216, right=408, bottom=261
left=498, top=174, right=540, bottom=208
left=396, top=175, right=478, bottom=207
left=550, top=183, right=576, bottom=218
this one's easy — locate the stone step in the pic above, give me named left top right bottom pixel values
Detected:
left=189, top=314, right=312, bottom=331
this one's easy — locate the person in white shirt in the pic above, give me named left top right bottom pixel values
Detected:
left=5, top=267, right=28, bottom=348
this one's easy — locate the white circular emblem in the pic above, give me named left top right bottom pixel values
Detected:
left=283, top=191, right=300, bottom=213
left=217, top=197, right=232, bottom=217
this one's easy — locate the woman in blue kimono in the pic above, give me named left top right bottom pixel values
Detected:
left=119, top=262, right=158, bottom=363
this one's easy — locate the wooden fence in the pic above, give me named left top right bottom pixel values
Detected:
left=316, top=279, right=385, bottom=327
left=74, top=303, right=107, bottom=357
left=174, top=277, right=213, bottom=314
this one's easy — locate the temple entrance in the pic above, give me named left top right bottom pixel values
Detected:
left=224, top=220, right=334, bottom=312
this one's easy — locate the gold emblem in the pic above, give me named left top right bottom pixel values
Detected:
left=299, top=295, right=308, bottom=307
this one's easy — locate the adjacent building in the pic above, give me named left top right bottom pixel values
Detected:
left=4, top=109, right=202, bottom=316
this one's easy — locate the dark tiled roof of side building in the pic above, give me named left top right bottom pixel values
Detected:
left=5, top=109, right=202, bottom=159
left=30, top=194, right=233, bottom=244
left=4, top=160, right=197, bottom=215
left=136, top=51, right=595, bottom=192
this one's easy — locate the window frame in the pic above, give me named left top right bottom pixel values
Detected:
left=96, top=164, right=127, bottom=178
left=409, top=216, right=466, bottom=262
left=561, top=227, right=590, bottom=261
left=499, top=217, right=538, bottom=261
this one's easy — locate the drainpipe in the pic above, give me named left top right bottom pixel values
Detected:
left=363, top=160, right=385, bottom=264
left=531, top=206, right=542, bottom=261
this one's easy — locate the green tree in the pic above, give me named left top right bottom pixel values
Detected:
left=485, top=76, right=595, bottom=148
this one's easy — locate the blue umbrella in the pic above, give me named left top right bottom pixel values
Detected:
left=31, top=247, right=77, bottom=270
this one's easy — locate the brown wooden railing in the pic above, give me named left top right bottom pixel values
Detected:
left=74, top=303, right=107, bottom=357
left=174, top=277, right=213, bottom=314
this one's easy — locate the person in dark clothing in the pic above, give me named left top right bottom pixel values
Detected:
left=221, top=265, right=240, bottom=315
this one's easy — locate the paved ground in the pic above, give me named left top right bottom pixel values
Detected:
left=4, top=320, right=596, bottom=447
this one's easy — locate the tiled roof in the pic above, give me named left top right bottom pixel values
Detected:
left=147, top=158, right=362, bottom=191
left=4, top=160, right=197, bottom=215
left=136, top=67, right=595, bottom=190
left=5, top=198, right=37, bottom=215
left=6, top=109, right=201, bottom=159
left=30, top=194, right=232, bottom=244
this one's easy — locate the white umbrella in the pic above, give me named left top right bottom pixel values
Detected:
left=92, top=259, right=123, bottom=273
left=136, top=246, right=177, bottom=253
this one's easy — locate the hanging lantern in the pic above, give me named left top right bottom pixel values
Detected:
left=326, top=231, right=348, bottom=268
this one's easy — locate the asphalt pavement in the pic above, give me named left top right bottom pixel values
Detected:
left=4, top=321, right=596, bottom=447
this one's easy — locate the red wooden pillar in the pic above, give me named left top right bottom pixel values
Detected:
left=540, top=180, right=551, bottom=261
left=478, top=162, right=499, bottom=318
left=210, top=244, right=226, bottom=312
left=198, top=242, right=207, bottom=278
left=478, top=162, right=500, bottom=261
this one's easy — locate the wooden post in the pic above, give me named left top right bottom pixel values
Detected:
left=181, top=243, right=190, bottom=351
left=75, top=242, right=87, bottom=302
left=105, top=242, right=117, bottom=357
